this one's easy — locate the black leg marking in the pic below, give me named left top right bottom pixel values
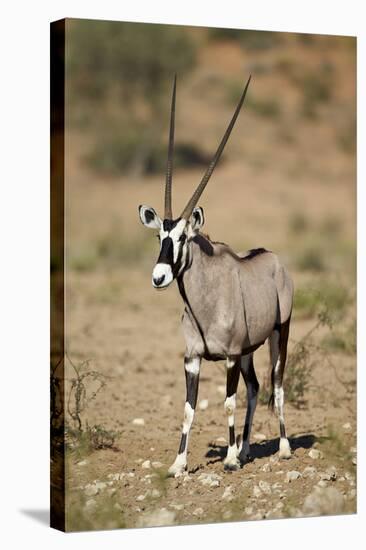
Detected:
left=239, top=353, right=259, bottom=465
left=224, top=358, right=241, bottom=471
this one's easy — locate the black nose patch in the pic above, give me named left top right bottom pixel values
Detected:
left=153, top=274, right=165, bottom=286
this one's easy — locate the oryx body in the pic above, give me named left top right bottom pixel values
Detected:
left=139, top=75, right=294, bottom=476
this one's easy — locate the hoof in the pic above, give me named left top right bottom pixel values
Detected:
left=167, top=456, right=187, bottom=477
left=224, top=460, right=240, bottom=472
left=238, top=452, right=253, bottom=466
left=279, top=438, right=292, bottom=459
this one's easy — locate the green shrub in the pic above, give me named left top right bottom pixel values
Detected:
left=294, top=283, right=349, bottom=320
left=296, top=247, right=325, bottom=272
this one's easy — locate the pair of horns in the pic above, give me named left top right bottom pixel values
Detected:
left=164, top=74, right=252, bottom=220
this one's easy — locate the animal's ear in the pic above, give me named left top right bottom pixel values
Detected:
left=191, top=207, right=205, bottom=231
left=138, top=205, right=162, bottom=229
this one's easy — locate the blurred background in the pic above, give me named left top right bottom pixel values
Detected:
left=62, top=19, right=356, bottom=530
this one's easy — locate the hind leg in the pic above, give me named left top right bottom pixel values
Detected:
left=269, top=321, right=291, bottom=459
left=238, top=353, right=259, bottom=465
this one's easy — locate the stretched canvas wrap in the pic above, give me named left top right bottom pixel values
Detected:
left=51, top=18, right=357, bottom=532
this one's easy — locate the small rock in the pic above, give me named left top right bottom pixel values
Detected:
left=253, top=485, right=262, bottom=498
left=84, top=484, right=99, bottom=497
left=84, top=498, right=97, bottom=511
left=325, top=467, right=337, bottom=481
left=197, top=472, right=222, bottom=488
left=303, top=466, right=317, bottom=478
left=107, top=472, right=124, bottom=481
left=262, top=463, right=272, bottom=473
left=318, top=480, right=328, bottom=488
left=245, top=506, right=253, bottom=515
left=345, top=472, right=354, bottom=481
left=276, top=502, right=284, bottom=510
left=127, top=472, right=135, bottom=478
left=259, top=480, right=272, bottom=494
left=170, top=503, right=184, bottom=511
left=132, top=418, right=145, bottom=426
left=152, top=461, right=164, bottom=468
left=303, top=487, right=345, bottom=516
left=142, top=460, right=151, bottom=469
left=137, top=508, right=176, bottom=527
left=350, top=446, right=357, bottom=454
left=150, top=447, right=155, bottom=451
left=253, top=433, right=267, bottom=443
left=286, top=471, right=301, bottom=483
left=308, top=449, right=323, bottom=460
left=217, top=385, right=226, bottom=396
left=222, top=485, right=233, bottom=501
left=198, top=399, right=209, bottom=411
left=192, top=507, right=204, bottom=516
left=151, top=489, right=161, bottom=499
left=107, top=487, right=117, bottom=496
left=342, top=422, right=352, bottom=432
left=352, top=456, right=357, bottom=466
left=215, top=436, right=227, bottom=444
left=95, top=481, right=107, bottom=491
left=136, top=494, right=147, bottom=501
left=223, top=510, right=233, bottom=520
left=272, top=482, right=282, bottom=491
left=77, top=460, right=88, bottom=466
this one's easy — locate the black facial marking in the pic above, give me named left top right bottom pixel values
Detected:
left=157, top=236, right=174, bottom=265
left=163, top=218, right=181, bottom=231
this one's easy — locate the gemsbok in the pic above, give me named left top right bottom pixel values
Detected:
left=138, top=75, right=294, bottom=476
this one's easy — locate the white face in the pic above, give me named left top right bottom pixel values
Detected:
left=139, top=205, right=204, bottom=289
left=152, top=218, right=188, bottom=289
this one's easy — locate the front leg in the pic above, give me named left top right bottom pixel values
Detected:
left=223, top=356, right=241, bottom=471
left=168, top=356, right=201, bottom=477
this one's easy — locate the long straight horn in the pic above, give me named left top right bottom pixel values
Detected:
left=164, top=75, right=177, bottom=219
left=180, top=75, right=251, bottom=220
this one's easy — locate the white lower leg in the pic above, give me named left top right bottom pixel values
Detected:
left=224, top=394, right=239, bottom=467
left=168, top=401, right=194, bottom=476
left=275, top=385, right=291, bottom=459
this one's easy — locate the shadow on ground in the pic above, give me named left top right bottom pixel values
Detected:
left=205, top=434, right=316, bottom=464
left=20, top=509, right=50, bottom=526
